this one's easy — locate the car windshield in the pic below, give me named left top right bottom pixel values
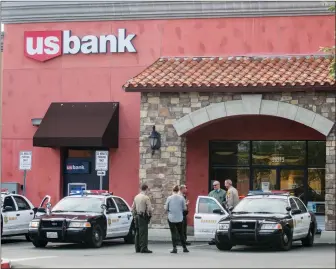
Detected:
left=51, top=197, right=104, bottom=213
left=232, top=197, right=288, bottom=214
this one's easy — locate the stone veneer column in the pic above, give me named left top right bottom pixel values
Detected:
left=326, top=126, right=336, bottom=231
left=139, top=92, right=186, bottom=228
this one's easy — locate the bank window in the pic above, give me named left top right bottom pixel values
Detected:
left=210, top=141, right=250, bottom=166
left=308, top=141, right=326, bottom=167
left=113, top=197, right=130, bottom=212
left=252, top=141, right=306, bottom=166
left=68, top=149, right=93, bottom=158
left=13, top=196, right=31, bottom=210
left=198, top=198, right=221, bottom=214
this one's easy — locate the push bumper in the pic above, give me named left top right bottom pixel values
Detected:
left=216, top=230, right=283, bottom=246
left=28, top=227, right=92, bottom=243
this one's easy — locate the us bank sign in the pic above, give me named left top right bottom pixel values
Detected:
left=24, top=29, right=136, bottom=62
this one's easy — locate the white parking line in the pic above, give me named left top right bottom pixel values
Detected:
left=9, top=256, right=58, bottom=262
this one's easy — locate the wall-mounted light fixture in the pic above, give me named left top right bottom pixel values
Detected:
left=149, top=125, right=161, bottom=155
left=31, top=118, right=43, bottom=127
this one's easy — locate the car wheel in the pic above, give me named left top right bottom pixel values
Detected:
left=86, top=224, right=103, bottom=248
left=124, top=223, right=135, bottom=244
left=301, top=226, right=314, bottom=247
left=278, top=226, right=292, bottom=251
left=215, top=241, right=233, bottom=251
left=25, top=234, right=32, bottom=242
left=32, top=239, right=48, bottom=248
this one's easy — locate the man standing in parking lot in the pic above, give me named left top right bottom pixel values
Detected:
left=225, top=179, right=239, bottom=208
left=132, top=183, right=153, bottom=254
left=208, top=181, right=226, bottom=245
left=179, top=185, right=191, bottom=245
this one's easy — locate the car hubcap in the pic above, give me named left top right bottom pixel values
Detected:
left=283, top=234, right=288, bottom=243
left=94, top=231, right=100, bottom=241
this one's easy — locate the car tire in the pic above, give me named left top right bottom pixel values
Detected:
left=301, top=226, right=314, bottom=247
left=278, top=226, right=292, bottom=251
left=25, top=234, right=32, bottom=242
left=86, top=224, right=103, bottom=248
left=124, top=223, right=135, bottom=244
left=215, top=241, right=233, bottom=251
left=32, top=239, right=48, bottom=248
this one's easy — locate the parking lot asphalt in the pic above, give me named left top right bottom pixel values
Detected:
left=1, top=236, right=335, bottom=268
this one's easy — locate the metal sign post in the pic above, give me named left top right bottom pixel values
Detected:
left=95, top=151, right=108, bottom=190
left=19, top=151, right=32, bottom=195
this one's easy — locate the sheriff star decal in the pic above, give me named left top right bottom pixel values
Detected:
left=108, top=218, right=119, bottom=225
left=108, top=219, right=111, bottom=225
left=3, top=216, right=17, bottom=224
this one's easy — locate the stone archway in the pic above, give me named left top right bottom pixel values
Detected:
left=173, top=94, right=334, bottom=136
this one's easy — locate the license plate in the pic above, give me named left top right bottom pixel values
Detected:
left=46, top=232, right=58, bottom=239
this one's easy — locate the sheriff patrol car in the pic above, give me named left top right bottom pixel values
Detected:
left=28, top=190, right=135, bottom=248
left=194, top=191, right=319, bottom=251
left=1, top=189, right=50, bottom=241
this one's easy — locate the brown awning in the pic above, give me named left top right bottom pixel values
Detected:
left=123, top=55, right=335, bottom=92
left=33, top=102, right=119, bottom=148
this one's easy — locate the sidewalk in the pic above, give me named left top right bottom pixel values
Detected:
left=148, top=228, right=336, bottom=244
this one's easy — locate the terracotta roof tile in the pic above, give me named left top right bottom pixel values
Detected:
left=123, top=56, right=335, bottom=92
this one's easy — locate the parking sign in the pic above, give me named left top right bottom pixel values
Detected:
left=19, top=151, right=32, bottom=170
left=95, top=151, right=109, bottom=171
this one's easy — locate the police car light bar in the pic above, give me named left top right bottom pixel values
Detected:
left=247, top=190, right=290, bottom=196
left=82, top=190, right=112, bottom=195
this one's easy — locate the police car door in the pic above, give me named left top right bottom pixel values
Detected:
left=36, top=195, right=51, bottom=217
left=12, top=195, right=35, bottom=233
left=294, top=197, right=311, bottom=237
left=112, top=197, right=133, bottom=236
left=105, top=197, right=120, bottom=238
left=289, top=197, right=303, bottom=239
left=194, top=196, right=229, bottom=241
left=2, top=196, right=20, bottom=235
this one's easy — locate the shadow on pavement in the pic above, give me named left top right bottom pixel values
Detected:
left=1, top=236, right=27, bottom=244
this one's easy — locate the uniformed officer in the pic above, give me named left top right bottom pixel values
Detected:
left=208, top=180, right=226, bottom=245
left=225, top=179, right=239, bottom=208
left=178, top=185, right=190, bottom=245
left=131, top=183, right=153, bottom=253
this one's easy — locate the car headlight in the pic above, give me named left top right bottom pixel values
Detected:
left=68, top=221, right=91, bottom=228
left=29, top=220, right=40, bottom=228
left=217, top=222, right=230, bottom=230
left=261, top=222, right=282, bottom=230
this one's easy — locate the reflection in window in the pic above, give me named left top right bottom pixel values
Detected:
left=253, top=169, right=276, bottom=191
left=252, top=141, right=306, bottom=166
left=307, top=168, right=325, bottom=211
left=280, top=169, right=304, bottom=198
left=211, top=141, right=250, bottom=166
left=308, top=141, right=326, bottom=167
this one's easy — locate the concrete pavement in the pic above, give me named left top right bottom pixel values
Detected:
left=148, top=228, right=336, bottom=244
left=1, top=237, right=335, bottom=268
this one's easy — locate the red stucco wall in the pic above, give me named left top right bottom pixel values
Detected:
left=1, top=16, right=334, bottom=208
left=186, top=115, right=325, bottom=225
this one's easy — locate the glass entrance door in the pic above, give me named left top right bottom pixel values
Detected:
left=252, top=168, right=277, bottom=191
left=279, top=169, right=305, bottom=200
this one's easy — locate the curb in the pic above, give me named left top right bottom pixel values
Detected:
left=1, top=259, right=11, bottom=269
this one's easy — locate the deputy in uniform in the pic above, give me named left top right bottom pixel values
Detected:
left=208, top=180, right=226, bottom=245
left=178, top=185, right=191, bottom=245
left=225, top=179, right=239, bottom=208
left=131, top=183, right=153, bottom=253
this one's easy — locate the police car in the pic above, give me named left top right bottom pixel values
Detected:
left=1, top=189, right=50, bottom=241
left=28, top=190, right=135, bottom=248
left=211, top=191, right=319, bottom=251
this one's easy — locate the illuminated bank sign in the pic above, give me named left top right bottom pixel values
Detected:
left=24, top=29, right=136, bottom=62
left=65, top=161, right=90, bottom=174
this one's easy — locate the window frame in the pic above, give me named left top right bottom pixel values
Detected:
left=3, top=196, right=17, bottom=211
left=294, top=197, right=308, bottom=213
left=113, top=197, right=130, bottom=213
left=12, top=195, right=31, bottom=211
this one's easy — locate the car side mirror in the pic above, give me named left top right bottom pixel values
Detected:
left=213, top=208, right=224, bottom=215
left=3, top=206, right=14, bottom=212
left=286, top=206, right=291, bottom=212
left=106, top=208, right=117, bottom=214
left=228, top=206, right=234, bottom=212
left=46, top=202, right=52, bottom=209
left=291, top=209, right=302, bottom=215
left=37, top=207, right=47, bottom=214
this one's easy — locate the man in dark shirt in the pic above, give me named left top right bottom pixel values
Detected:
left=178, top=185, right=191, bottom=245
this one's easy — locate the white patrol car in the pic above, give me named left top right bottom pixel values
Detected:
left=28, top=190, right=135, bottom=248
left=194, top=190, right=319, bottom=251
left=1, top=189, right=50, bottom=241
